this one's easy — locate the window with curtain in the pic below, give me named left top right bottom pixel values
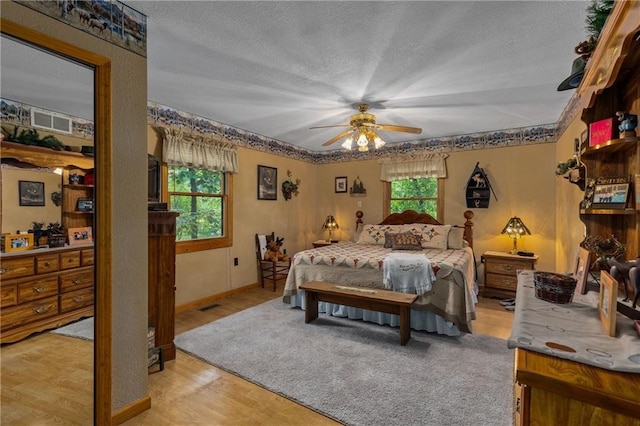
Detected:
left=380, top=153, right=447, bottom=220
left=161, top=128, right=237, bottom=252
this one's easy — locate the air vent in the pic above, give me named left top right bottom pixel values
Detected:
left=30, top=107, right=72, bottom=134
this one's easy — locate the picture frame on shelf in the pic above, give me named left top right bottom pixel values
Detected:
left=18, top=180, right=45, bottom=206
left=67, top=227, right=93, bottom=245
left=580, top=178, right=596, bottom=210
left=592, top=182, right=629, bottom=209
left=335, top=176, right=347, bottom=193
left=76, top=198, right=94, bottom=212
left=598, top=271, right=618, bottom=337
left=257, top=165, right=277, bottom=200
left=4, top=234, right=34, bottom=252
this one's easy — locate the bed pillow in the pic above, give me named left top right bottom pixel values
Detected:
left=447, top=226, right=466, bottom=250
left=357, top=224, right=404, bottom=245
left=390, top=232, right=423, bottom=250
left=384, top=231, right=401, bottom=248
left=404, top=224, right=451, bottom=250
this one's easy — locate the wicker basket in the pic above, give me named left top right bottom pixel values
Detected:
left=533, top=271, right=577, bottom=304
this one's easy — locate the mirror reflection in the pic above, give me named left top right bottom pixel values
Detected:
left=1, top=34, right=95, bottom=423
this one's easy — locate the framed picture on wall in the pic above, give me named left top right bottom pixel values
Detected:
left=257, top=165, right=277, bottom=200
left=18, top=180, right=45, bottom=206
left=335, top=176, right=347, bottom=193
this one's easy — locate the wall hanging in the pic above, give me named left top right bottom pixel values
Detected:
left=465, top=162, right=497, bottom=208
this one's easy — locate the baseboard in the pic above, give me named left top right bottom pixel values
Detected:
left=112, top=394, right=151, bottom=425
left=176, top=282, right=260, bottom=314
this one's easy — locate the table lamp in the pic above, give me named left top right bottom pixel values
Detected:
left=501, top=216, right=530, bottom=254
left=322, top=215, right=339, bottom=242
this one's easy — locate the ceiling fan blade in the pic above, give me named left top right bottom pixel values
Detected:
left=309, top=124, right=351, bottom=129
left=375, top=123, right=422, bottom=134
left=322, top=129, right=354, bottom=146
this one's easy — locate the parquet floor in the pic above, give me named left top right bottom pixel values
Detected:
left=0, top=282, right=514, bottom=425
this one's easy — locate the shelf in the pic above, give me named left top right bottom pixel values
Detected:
left=1, top=141, right=94, bottom=169
left=63, top=184, right=94, bottom=189
left=580, top=137, right=638, bottom=157
left=580, top=208, right=637, bottom=215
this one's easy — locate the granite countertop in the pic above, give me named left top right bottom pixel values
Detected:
left=508, top=270, right=640, bottom=373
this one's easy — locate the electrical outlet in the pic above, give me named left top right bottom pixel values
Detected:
left=233, top=257, right=238, bottom=266
left=357, top=201, right=362, bottom=208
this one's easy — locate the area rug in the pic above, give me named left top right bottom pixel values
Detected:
left=51, top=317, right=94, bottom=341
left=175, top=299, right=514, bottom=426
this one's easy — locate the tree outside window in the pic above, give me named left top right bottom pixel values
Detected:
left=168, top=165, right=228, bottom=243
left=387, top=177, right=443, bottom=220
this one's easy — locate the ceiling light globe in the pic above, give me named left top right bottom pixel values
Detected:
left=341, top=137, right=353, bottom=150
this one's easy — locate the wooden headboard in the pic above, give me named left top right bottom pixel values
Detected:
left=356, top=210, right=475, bottom=248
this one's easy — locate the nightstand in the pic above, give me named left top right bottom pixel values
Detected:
left=482, top=251, right=538, bottom=299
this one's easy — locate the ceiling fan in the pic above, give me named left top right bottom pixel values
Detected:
left=310, top=103, right=422, bottom=150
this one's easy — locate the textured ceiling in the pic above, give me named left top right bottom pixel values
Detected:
left=2, top=1, right=590, bottom=152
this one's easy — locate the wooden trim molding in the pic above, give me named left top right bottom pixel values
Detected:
left=1, top=18, right=114, bottom=425
left=111, top=395, right=151, bottom=425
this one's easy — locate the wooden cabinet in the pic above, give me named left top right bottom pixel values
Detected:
left=0, top=245, right=94, bottom=343
left=148, top=211, right=179, bottom=361
left=577, top=3, right=640, bottom=261
left=514, top=348, right=640, bottom=425
left=482, top=251, right=537, bottom=298
left=62, top=180, right=93, bottom=231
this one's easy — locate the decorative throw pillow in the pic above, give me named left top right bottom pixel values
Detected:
left=384, top=231, right=398, bottom=248
left=447, top=226, right=465, bottom=250
left=390, top=232, right=423, bottom=250
left=357, top=224, right=404, bottom=245
left=405, top=224, right=451, bottom=250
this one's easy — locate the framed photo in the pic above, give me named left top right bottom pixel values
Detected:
left=67, top=227, right=93, bottom=245
left=598, top=270, right=618, bottom=337
left=257, top=165, right=277, bottom=200
left=18, top=180, right=45, bottom=206
left=592, top=182, right=629, bottom=209
left=4, top=234, right=34, bottom=252
left=335, top=176, right=347, bottom=193
left=574, top=247, right=592, bottom=295
left=76, top=198, right=94, bottom=212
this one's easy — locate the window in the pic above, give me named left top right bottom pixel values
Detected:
left=385, top=177, right=444, bottom=220
left=168, top=165, right=232, bottom=253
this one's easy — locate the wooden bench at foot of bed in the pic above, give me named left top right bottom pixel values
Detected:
left=299, top=281, right=418, bottom=346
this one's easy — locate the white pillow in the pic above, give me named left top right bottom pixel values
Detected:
left=447, top=226, right=465, bottom=250
left=404, top=224, right=451, bottom=250
left=356, top=224, right=404, bottom=245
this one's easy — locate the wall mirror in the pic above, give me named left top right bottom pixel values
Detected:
left=1, top=20, right=112, bottom=424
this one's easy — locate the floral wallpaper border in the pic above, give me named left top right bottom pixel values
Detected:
left=148, top=101, right=559, bottom=164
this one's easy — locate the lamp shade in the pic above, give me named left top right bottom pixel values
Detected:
left=501, top=217, right=530, bottom=237
left=322, top=215, right=339, bottom=230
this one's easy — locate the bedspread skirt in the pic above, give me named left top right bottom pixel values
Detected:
left=283, top=263, right=476, bottom=334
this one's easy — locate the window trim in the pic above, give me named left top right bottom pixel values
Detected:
left=163, top=163, right=233, bottom=253
left=383, top=177, right=445, bottom=221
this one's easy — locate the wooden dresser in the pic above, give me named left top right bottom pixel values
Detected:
left=1, top=244, right=94, bottom=343
left=482, top=251, right=537, bottom=298
left=148, top=211, right=179, bottom=361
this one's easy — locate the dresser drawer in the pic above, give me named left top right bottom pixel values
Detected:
left=59, top=251, right=81, bottom=270
left=17, top=276, right=59, bottom=303
left=485, top=259, right=532, bottom=276
left=60, top=287, right=94, bottom=313
left=1, top=284, right=17, bottom=307
left=59, top=268, right=93, bottom=292
left=36, top=254, right=59, bottom=274
left=0, top=295, right=58, bottom=330
left=81, top=249, right=94, bottom=266
left=0, top=256, right=35, bottom=280
left=486, top=273, right=518, bottom=291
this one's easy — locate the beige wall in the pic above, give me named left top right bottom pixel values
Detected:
left=3, top=2, right=149, bottom=412
left=2, top=168, right=62, bottom=233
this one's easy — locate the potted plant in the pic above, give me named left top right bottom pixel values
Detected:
left=29, top=221, right=45, bottom=246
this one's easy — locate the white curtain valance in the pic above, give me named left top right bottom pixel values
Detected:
left=379, top=153, right=448, bottom=182
left=161, top=127, right=238, bottom=173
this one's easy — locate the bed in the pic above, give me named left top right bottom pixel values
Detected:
left=283, top=210, right=478, bottom=336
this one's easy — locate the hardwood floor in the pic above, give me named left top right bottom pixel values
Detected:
left=1, top=283, right=514, bottom=425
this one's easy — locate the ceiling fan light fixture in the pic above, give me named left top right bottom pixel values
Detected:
left=356, top=130, right=369, bottom=147
left=373, top=135, right=385, bottom=149
left=341, top=135, right=354, bottom=150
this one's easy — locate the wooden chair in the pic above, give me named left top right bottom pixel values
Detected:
left=255, top=232, right=291, bottom=291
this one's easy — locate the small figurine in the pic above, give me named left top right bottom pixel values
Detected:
left=616, top=111, right=638, bottom=138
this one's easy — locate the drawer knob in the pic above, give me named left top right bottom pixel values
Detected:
left=34, top=305, right=51, bottom=314
left=33, top=286, right=45, bottom=293
left=0, top=267, right=6, bottom=274
left=44, top=261, right=51, bottom=267
left=504, top=265, right=513, bottom=271
left=68, top=259, right=74, bottom=263
left=73, top=296, right=84, bottom=303
left=72, top=278, right=85, bottom=285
